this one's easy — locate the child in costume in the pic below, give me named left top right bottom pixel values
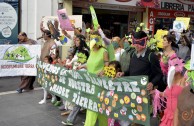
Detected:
left=50, top=46, right=63, bottom=106
left=104, top=61, right=122, bottom=126
left=38, top=55, right=53, bottom=104
left=153, top=57, right=185, bottom=126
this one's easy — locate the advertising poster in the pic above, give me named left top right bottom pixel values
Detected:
left=0, top=0, right=19, bottom=44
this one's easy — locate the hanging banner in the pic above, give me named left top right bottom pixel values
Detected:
left=0, top=1, right=19, bottom=44
left=37, top=61, right=151, bottom=126
left=0, top=45, right=41, bottom=77
left=90, top=5, right=99, bottom=31
left=57, top=9, right=74, bottom=31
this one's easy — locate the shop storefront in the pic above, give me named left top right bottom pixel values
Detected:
left=72, top=0, right=145, bottom=37
left=147, top=0, right=194, bottom=33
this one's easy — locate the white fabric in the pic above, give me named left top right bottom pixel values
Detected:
left=115, top=48, right=125, bottom=62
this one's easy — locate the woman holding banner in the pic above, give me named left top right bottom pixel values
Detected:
left=84, top=31, right=110, bottom=126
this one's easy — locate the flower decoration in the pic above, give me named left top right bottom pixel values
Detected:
left=104, top=66, right=116, bottom=78
left=184, top=60, right=194, bottom=90
left=77, top=52, right=87, bottom=64
left=168, top=58, right=184, bottom=73
left=147, top=37, right=159, bottom=51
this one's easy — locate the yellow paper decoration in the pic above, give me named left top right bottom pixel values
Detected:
left=104, top=66, right=116, bottom=78
left=176, top=17, right=190, bottom=30
left=154, top=29, right=168, bottom=48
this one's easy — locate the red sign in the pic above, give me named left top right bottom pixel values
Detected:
left=147, top=8, right=194, bottom=32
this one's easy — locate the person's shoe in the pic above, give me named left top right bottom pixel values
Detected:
left=58, top=105, right=66, bottom=111
left=61, top=110, right=71, bottom=116
left=16, top=88, right=23, bottom=93
left=54, top=101, right=62, bottom=106
left=61, top=120, right=73, bottom=126
left=38, top=100, right=46, bottom=104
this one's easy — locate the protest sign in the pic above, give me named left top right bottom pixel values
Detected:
left=37, top=61, right=150, bottom=126
left=90, top=6, right=99, bottom=31
left=173, top=21, right=185, bottom=32
left=41, top=15, right=82, bottom=45
left=57, top=9, right=74, bottom=31
left=175, top=17, right=190, bottom=30
left=0, top=45, right=41, bottom=77
left=154, top=29, right=168, bottom=48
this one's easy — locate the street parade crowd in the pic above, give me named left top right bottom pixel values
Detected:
left=15, top=13, right=194, bottom=126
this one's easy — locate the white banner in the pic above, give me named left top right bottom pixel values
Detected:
left=0, top=45, right=41, bottom=77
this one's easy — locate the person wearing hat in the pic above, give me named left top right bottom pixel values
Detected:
left=84, top=31, right=114, bottom=126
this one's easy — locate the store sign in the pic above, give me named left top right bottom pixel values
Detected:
left=161, top=0, right=194, bottom=12
left=148, top=10, right=155, bottom=31
left=73, top=1, right=145, bottom=12
left=0, top=1, right=19, bottom=44
left=147, top=8, right=193, bottom=32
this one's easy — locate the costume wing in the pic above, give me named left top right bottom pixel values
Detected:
left=167, top=66, right=176, bottom=88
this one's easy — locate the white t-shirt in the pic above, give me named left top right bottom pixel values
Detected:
left=115, top=48, right=125, bottom=62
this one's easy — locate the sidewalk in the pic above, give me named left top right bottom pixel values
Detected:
left=0, top=77, right=85, bottom=126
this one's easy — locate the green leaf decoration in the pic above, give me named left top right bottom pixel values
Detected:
left=90, top=6, right=99, bottom=31
left=136, top=27, right=140, bottom=32
left=77, top=52, right=87, bottom=64
left=86, top=28, right=90, bottom=33
left=140, top=23, right=144, bottom=27
left=184, top=60, right=190, bottom=70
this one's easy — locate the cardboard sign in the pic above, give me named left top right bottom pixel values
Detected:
left=173, top=21, right=185, bottom=32
left=176, top=17, right=190, bottom=30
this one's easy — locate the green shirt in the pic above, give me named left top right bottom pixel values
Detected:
left=87, top=48, right=107, bottom=74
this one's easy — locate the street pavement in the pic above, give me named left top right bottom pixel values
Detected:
left=0, top=77, right=85, bottom=126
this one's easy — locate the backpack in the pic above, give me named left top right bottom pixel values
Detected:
left=120, top=48, right=153, bottom=73
left=120, top=48, right=134, bottom=73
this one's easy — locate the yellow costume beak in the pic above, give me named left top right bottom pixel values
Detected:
left=90, top=39, right=96, bottom=50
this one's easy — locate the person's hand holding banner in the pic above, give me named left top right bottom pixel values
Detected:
left=90, top=5, right=99, bottom=31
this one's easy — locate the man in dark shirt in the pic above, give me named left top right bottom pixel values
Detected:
left=117, top=30, right=164, bottom=91
left=16, top=32, right=37, bottom=93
